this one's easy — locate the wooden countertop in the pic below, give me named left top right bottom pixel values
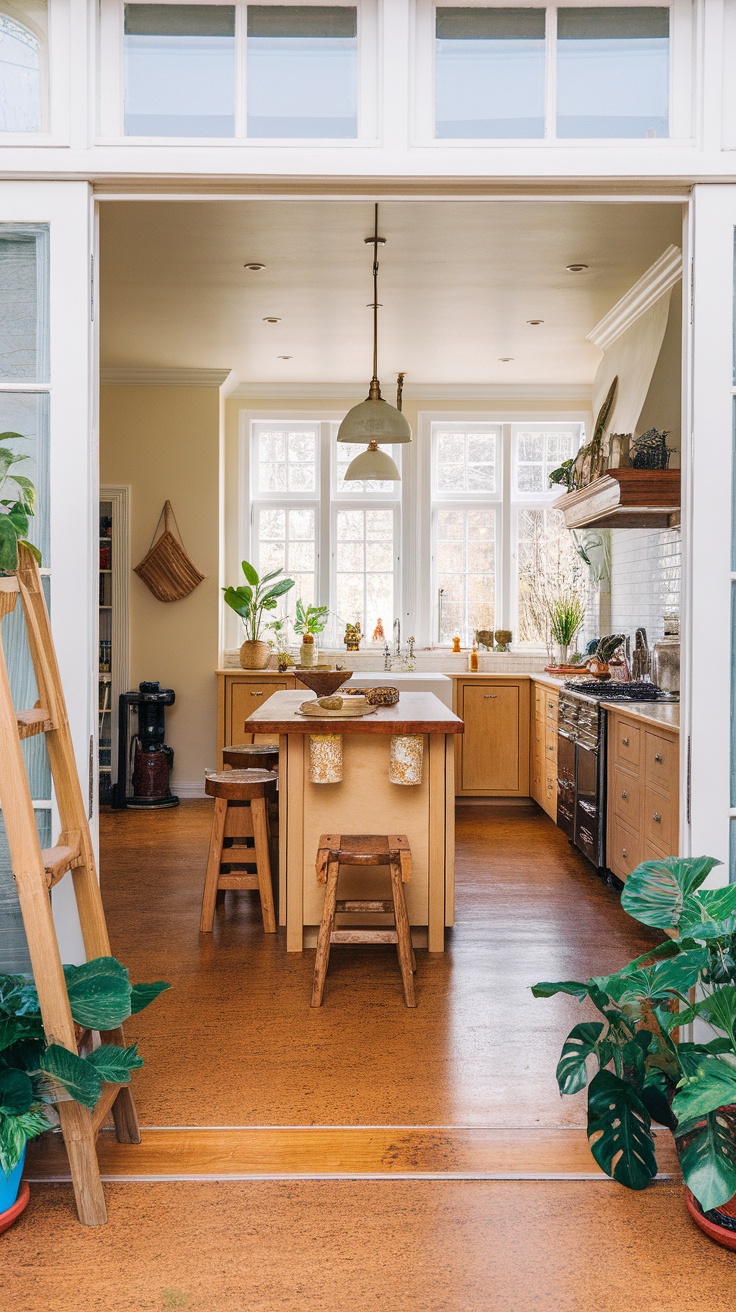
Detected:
left=245, top=690, right=464, bottom=735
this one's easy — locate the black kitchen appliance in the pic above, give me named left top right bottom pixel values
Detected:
left=112, top=681, right=178, bottom=809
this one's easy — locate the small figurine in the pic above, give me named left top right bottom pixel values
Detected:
left=452, top=636, right=461, bottom=653
left=372, top=617, right=385, bottom=642
left=344, top=621, right=362, bottom=651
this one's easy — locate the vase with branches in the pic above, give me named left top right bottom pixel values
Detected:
left=546, top=591, right=586, bottom=665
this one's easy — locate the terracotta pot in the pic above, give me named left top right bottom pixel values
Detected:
left=239, top=639, right=271, bottom=670
left=685, top=1189, right=736, bottom=1250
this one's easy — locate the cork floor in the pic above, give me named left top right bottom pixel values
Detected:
left=99, top=800, right=659, bottom=1128
left=4, top=1180, right=733, bottom=1312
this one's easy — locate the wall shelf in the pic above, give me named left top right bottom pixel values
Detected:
left=553, top=469, right=681, bottom=531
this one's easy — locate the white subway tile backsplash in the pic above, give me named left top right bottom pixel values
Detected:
left=609, top=526, right=681, bottom=644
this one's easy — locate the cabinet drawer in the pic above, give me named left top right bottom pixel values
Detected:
left=644, top=786, right=676, bottom=854
left=608, top=818, right=641, bottom=882
left=230, top=680, right=289, bottom=745
left=544, top=726, right=557, bottom=763
left=645, top=731, right=676, bottom=795
left=612, top=765, right=641, bottom=827
left=612, top=719, right=641, bottom=772
left=545, top=694, right=559, bottom=726
left=544, top=765, right=557, bottom=807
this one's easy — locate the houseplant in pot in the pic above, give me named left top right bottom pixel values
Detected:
left=293, top=600, right=329, bottom=668
left=223, top=561, right=295, bottom=670
left=0, top=957, right=168, bottom=1228
left=533, top=854, right=736, bottom=1247
left=546, top=590, right=586, bottom=665
left=0, top=433, right=42, bottom=572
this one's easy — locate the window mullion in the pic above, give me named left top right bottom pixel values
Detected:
left=500, top=424, right=512, bottom=631
left=319, top=423, right=332, bottom=637
left=545, top=5, right=558, bottom=141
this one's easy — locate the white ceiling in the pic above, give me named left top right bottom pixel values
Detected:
left=99, top=200, right=682, bottom=387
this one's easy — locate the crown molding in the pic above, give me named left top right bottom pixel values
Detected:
left=227, top=381, right=593, bottom=404
left=100, top=367, right=232, bottom=387
left=586, top=244, right=683, bottom=351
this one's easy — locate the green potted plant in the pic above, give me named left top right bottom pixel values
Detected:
left=0, top=957, right=168, bottom=1227
left=0, top=434, right=41, bottom=573
left=533, top=855, right=736, bottom=1247
left=293, top=600, right=329, bottom=668
left=546, top=590, right=586, bottom=665
left=223, top=561, right=295, bottom=670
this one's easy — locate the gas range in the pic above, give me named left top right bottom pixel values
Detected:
left=562, top=679, right=679, bottom=705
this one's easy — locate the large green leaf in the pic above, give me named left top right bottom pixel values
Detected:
left=63, top=957, right=132, bottom=1030
left=129, top=980, right=170, bottom=1015
left=87, top=1042, right=143, bottom=1084
left=261, top=577, right=295, bottom=602
left=618, top=938, right=682, bottom=976
left=621, top=856, right=722, bottom=930
left=6, top=501, right=28, bottom=537
left=587, top=1069, right=657, bottom=1190
left=641, top=1067, right=677, bottom=1130
left=222, top=585, right=252, bottom=619
left=0, top=1068, right=33, bottom=1115
left=39, top=1044, right=102, bottom=1110
left=679, top=886, right=736, bottom=941
left=241, top=560, right=259, bottom=587
left=0, top=515, right=19, bottom=572
left=556, top=1022, right=604, bottom=1096
left=677, top=1106, right=736, bottom=1212
left=696, top=985, right=736, bottom=1041
left=672, top=1055, right=736, bottom=1124
left=531, top=979, right=590, bottom=1000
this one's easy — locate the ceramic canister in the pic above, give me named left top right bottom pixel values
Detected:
left=309, top=733, right=343, bottom=784
left=389, top=734, right=424, bottom=785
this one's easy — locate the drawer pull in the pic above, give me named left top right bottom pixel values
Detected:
left=250, top=691, right=264, bottom=697
left=484, top=694, right=498, bottom=699
left=621, top=789, right=628, bottom=800
left=622, top=737, right=630, bottom=747
left=547, top=701, right=554, bottom=711
left=653, top=811, right=662, bottom=824
left=654, top=752, right=663, bottom=763
left=622, top=847, right=628, bottom=859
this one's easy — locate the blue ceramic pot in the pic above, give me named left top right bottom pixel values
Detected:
left=0, top=1148, right=26, bottom=1214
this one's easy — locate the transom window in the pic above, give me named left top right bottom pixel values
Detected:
left=0, top=7, right=45, bottom=134
left=432, top=3, right=671, bottom=141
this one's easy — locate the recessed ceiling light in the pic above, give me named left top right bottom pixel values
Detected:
left=499, top=357, right=514, bottom=363
left=244, top=262, right=265, bottom=271
left=527, top=319, right=544, bottom=325
left=263, top=316, right=281, bottom=323
left=277, top=355, right=292, bottom=360
left=565, top=263, right=589, bottom=273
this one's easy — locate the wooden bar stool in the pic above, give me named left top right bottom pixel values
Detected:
left=201, top=769, right=277, bottom=934
left=222, top=743, right=279, bottom=774
left=311, top=833, right=416, bottom=1008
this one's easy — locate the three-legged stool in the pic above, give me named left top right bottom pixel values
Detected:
left=311, top=833, right=416, bottom=1008
left=200, top=768, right=277, bottom=934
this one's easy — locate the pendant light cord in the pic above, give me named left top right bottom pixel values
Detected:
left=368, top=203, right=381, bottom=399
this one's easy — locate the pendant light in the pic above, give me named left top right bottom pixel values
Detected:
left=340, top=204, right=411, bottom=482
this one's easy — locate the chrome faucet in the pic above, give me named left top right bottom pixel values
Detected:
left=393, top=617, right=401, bottom=656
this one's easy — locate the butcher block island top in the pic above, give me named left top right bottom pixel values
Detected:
left=245, top=691, right=462, bottom=955
left=245, top=689, right=464, bottom=736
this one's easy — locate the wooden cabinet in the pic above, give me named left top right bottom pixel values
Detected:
left=217, top=671, right=296, bottom=761
left=531, top=682, right=558, bottom=822
left=455, top=678, right=530, bottom=796
left=606, top=709, right=679, bottom=882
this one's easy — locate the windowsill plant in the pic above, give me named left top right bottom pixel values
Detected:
left=293, top=600, right=329, bottom=668
left=223, top=561, right=295, bottom=670
left=0, top=957, right=168, bottom=1218
left=546, top=590, right=586, bottom=665
left=533, top=855, right=736, bottom=1247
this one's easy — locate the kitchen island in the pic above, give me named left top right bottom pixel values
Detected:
left=245, top=690, right=464, bottom=952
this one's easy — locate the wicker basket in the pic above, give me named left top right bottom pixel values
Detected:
left=134, top=501, right=205, bottom=603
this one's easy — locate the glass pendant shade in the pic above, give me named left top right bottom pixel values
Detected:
left=337, top=389, right=412, bottom=445
left=344, top=439, right=400, bottom=482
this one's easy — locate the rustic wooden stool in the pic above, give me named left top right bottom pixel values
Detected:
left=311, top=834, right=416, bottom=1008
left=201, top=769, right=277, bottom=934
left=222, top=743, right=279, bottom=774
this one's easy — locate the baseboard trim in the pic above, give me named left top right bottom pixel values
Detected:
left=172, top=782, right=209, bottom=799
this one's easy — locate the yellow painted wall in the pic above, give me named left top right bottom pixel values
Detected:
left=100, top=385, right=220, bottom=788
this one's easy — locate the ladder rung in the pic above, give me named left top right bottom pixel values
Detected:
left=42, top=835, right=83, bottom=889
left=16, top=708, right=53, bottom=739
left=330, top=929, right=399, bottom=945
left=91, top=1082, right=123, bottom=1137
left=335, top=900, right=394, bottom=913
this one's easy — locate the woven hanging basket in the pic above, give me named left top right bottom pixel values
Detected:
left=134, top=501, right=205, bottom=603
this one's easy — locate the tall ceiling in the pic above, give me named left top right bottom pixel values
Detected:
left=99, top=200, right=683, bottom=387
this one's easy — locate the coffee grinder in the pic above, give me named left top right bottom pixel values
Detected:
left=112, top=681, right=179, bottom=809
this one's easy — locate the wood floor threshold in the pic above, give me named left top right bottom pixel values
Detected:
left=26, top=1126, right=680, bottom=1183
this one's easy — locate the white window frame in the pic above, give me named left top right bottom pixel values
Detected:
left=97, top=0, right=379, bottom=145
left=412, top=0, right=693, bottom=147
left=0, top=0, right=71, bottom=145
left=330, top=499, right=401, bottom=647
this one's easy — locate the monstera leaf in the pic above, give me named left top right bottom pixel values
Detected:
left=677, top=1106, right=736, bottom=1212
left=555, top=1022, right=605, bottom=1096
left=672, top=1056, right=736, bottom=1124
left=587, top=1069, right=657, bottom=1190
left=621, top=857, right=722, bottom=931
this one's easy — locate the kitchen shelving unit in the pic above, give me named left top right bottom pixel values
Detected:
left=98, top=489, right=129, bottom=808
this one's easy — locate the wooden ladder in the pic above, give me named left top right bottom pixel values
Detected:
left=0, top=546, right=139, bottom=1226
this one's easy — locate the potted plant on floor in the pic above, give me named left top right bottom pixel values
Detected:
left=533, top=855, right=736, bottom=1247
left=0, top=957, right=168, bottom=1230
left=223, top=561, right=295, bottom=670
left=546, top=591, right=586, bottom=665
left=293, top=600, right=329, bottom=668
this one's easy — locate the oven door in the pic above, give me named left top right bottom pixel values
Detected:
left=557, top=729, right=576, bottom=839
left=575, top=737, right=603, bottom=869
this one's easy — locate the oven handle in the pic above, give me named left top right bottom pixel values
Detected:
left=558, top=728, right=577, bottom=741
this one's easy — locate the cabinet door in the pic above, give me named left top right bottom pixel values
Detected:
left=229, top=680, right=289, bottom=746
left=461, top=684, right=521, bottom=792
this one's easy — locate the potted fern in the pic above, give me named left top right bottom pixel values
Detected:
left=223, top=561, right=295, bottom=669
left=546, top=591, right=586, bottom=665
left=534, top=855, right=736, bottom=1248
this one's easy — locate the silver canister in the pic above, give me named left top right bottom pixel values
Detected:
left=651, top=614, right=680, bottom=693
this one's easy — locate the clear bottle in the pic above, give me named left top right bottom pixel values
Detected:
left=469, top=642, right=479, bottom=672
